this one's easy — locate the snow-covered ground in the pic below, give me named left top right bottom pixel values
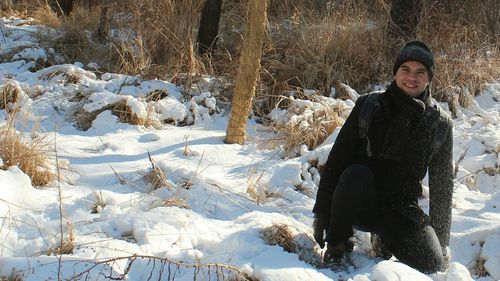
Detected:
left=0, top=17, right=499, bottom=281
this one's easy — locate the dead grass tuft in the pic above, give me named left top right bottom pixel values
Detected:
left=246, top=168, right=280, bottom=205
left=0, top=80, right=22, bottom=112
left=162, top=197, right=189, bottom=209
left=144, top=152, right=174, bottom=191
left=475, top=256, right=490, bottom=277
left=70, top=99, right=158, bottom=131
left=145, top=90, right=169, bottom=102
left=261, top=224, right=296, bottom=253
left=0, top=268, right=23, bottom=281
left=260, top=222, right=322, bottom=267
left=266, top=96, right=344, bottom=157
left=110, top=99, right=146, bottom=125
left=144, top=165, right=174, bottom=191
left=0, top=124, right=55, bottom=187
left=46, top=220, right=75, bottom=256
left=90, top=190, right=106, bottom=214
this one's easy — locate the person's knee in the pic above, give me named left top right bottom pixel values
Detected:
left=388, top=225, right=446, bottom=273
left=418, top=248, right=445, bottom=273
left=337, top=164, right=374, bottom=190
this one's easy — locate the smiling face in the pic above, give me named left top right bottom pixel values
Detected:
left=394, top=61, right=430, bottom=97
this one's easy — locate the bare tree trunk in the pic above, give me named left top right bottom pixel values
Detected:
left=197, top=0, right=223, bottom=54
left=52, top=0, right=73, bottom=16
left=388, top=0, right=422, bottom=42
left=225, top=0, right=268, bottom=144
left=97, top=0, right=109, bottom=38
left=485, top=0, right=499, bottom=44
left=1, top=0, right=13, bottom=10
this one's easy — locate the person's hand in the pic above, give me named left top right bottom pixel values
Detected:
left=313, top=214, right=329, bottom=249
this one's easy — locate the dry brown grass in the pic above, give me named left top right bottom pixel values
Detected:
left=162, top=197, right=189, bottom=209
left=261, top=13, right=388, bottom=98
left=70, top=99, right=158, bottom=131
left=475, top=255, right=490, bottom=277
left=0, top=269, right=23, bottom=281
left=143, top=152, right=174, bottom=191
left=46, top=220, right=75, bottom=256
left=6, top=0, right=499, bottom=114
left=265, top=96, right=344, bottom=157
left=260, top=223, right=322, bottom=267
left=95, top=0, right=206, bottom=80
left=144, top=165, right=174, bottom=191
left=246, top=168, right=267, bottom=205
left=261, top=224, right=297, bottom=253
left=90, top=191, right=106, bottom=214
left=418, top=15, right=500, bottom=105
left=0, top=121, right=55, bottom=187
left=0, top=80, right=22, bottom=113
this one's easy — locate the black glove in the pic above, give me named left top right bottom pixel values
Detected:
left=313, top=214, right=329, bottom=249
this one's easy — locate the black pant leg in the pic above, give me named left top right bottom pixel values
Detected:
left=326, top=164, right=445, bottom=273
left=383, top=223, right=445, bottom=273
left=326, top=164, right=376, bottom=245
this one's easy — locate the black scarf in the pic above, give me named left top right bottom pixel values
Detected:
left=379, top=81, right=430, bottom=161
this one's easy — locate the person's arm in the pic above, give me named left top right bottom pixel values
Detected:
left=313, top=97, right=364, bottom=216
left=429, top=120, right=453, bottom=247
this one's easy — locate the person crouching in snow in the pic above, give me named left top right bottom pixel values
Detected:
left=312, top=40, right=453, bottom=273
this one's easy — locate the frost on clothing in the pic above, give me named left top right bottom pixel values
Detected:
left=313, top=81, right=454, bottom=248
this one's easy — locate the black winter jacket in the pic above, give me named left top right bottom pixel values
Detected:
left=313, top=81, right=454, bottom=247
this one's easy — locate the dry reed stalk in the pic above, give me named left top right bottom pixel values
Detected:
left=246, top=168, right=267, bottom=205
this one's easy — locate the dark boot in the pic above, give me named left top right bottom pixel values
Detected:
left=371, top=233, right=393, bottom=260
left=323, top=240, right=354, bottom=271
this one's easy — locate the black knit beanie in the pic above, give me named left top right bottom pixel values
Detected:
left=393, top=40, right=435, bottom=80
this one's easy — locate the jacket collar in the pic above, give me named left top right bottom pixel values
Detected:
left=386, top=81, right=431, bottom=118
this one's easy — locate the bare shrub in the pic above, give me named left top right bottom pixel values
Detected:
left=70, top=254, right=259, bottom=281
